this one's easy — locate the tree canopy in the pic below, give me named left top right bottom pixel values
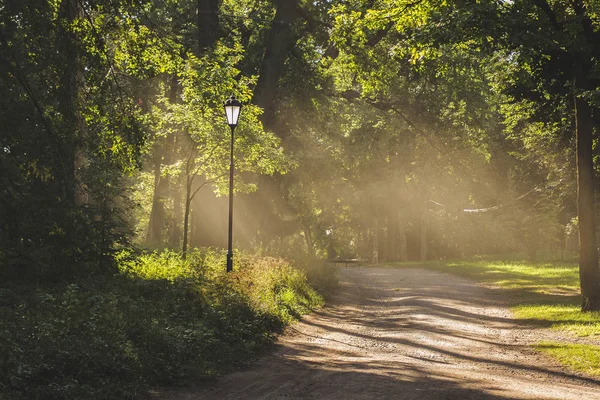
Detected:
left=2, top=0, right=600, bottom=309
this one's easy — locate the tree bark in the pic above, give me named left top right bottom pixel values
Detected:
left=398, top=211, right=408, bottom=262
left=182, top=197, right=191, bottom=260
left=387, top=204, right=399, bottom=262
left=304, top=225, right=315, bottom=257
left=181, top=147, right=197, bottom=259
left=420, top=216, right=427, bottom=263
left=148, top=76, right=178, bottom=247
left=378, top=218, right=387, bottom=262
left=57, top=0, right=81, bottom=204
left=372, top=218, right=379, bottom=265
left=574, top=61, right=600, bottom=311
left=252, top=0, right=300, bottom=131
left=146, top=147, right=164, bottom=245
left=171, top=184, right=182, bottom=246
left=197, top=0, right=220, bottom=52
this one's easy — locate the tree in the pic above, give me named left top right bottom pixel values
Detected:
left=1, top=0, right=146, bottom=276
left=326, top=0, right=600, bottom=310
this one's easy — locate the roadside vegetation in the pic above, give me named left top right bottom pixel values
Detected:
left=0, top=250, right=335, bottom=400
left=392, top=255, right=600, bottom=377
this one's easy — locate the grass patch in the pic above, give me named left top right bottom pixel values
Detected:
left=536, top=342, right=600, bottom=377
left=413, top=260, right=580, bottom=295
left=513, top=304, right=600, bottom=337
left=0, top=249, right=334, bottom=400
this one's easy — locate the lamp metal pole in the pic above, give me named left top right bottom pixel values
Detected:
left=224, top=95, right=241, bottom=272
left=226, top=124, right=235, bottom=272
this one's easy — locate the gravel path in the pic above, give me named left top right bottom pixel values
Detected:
left=154, top=267, right=600, bottom=399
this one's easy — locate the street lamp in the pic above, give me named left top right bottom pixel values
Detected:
left=224, top=95, right=242, bottom=272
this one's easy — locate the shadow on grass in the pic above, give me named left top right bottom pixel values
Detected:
left=375, top=261, right=587, bottom=330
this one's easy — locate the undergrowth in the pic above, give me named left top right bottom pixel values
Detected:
left=0, top=249, right=334, bottom=400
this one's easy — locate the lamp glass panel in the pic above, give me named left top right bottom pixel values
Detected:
left=225, top=105, right=241, bottom=126
left=225, top=105, right=234, bottom=125
left=231, top=106, right=241, bottom=125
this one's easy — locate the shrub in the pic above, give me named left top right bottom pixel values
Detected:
left=0, top=249, right=330, bottom=400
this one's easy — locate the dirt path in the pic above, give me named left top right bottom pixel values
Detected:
left=154, top=267, right=600, bottom=399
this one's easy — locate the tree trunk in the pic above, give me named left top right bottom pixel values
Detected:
left=57, top=0, right=80, bottom=204
left=378, top=219, right=387, bottom=262
left=182, top=197, right=191, bottom=260
left=372, top=218, right=379, bottom=264
left=304, top=225, right=315, bottom=257
left=574, top=62, right=600, bottom=311
left=420, top=216, right=427, bottom=263
left=146, top=147, right=164, bottom=245
left=148, top=76, right=179, bottom=247
left=252, top=0, right=300, bottom=131
left=197, top=0, right=220, bottom=52
left=171, top=185, right=182, bottom=246
left=398, top=211, right=408, bottom=262
left=387, top=208, right=397, bottom=262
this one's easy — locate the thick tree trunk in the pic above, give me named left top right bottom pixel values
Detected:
left=398, top=211, right=408, bottom=262
left=372, top=218, right=379, bottom=265
left=304, top=226, right=315, bottom=257
left=197, top=0, right=220, bottom=52
left=574, top=62, right=600, bottom=311
left=146, top=148, right=164, bottom=245
left=171, top=186, right=182, bottom=246
left=252, top=0, right=300, bottom=131
left=57, top=0, right=81, bottom=204
left=386, top=211, right=396, bottom=262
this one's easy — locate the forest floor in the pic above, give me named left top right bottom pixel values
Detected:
left=152, top=267, right=600, bottom=399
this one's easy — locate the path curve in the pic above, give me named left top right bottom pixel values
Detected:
left=155, top=267, right=600, bottom=399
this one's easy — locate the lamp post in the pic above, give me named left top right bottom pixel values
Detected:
left=224, top=95, right=242, bottom=272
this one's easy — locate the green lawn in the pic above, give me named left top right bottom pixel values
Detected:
left=387, top=257, right=600, bottom=376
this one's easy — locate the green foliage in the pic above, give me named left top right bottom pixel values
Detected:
left=235, top=255, right=324, bottom=322
left=0, top=249, right=327, bottom=400
left=0, top=0, right=149, bottom=276
left=151, top=43, right=290, bottom=195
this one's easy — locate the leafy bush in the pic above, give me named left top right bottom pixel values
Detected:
left=0, top=249, right=330, bottom=400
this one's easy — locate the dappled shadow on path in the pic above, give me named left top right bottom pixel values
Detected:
left=185, top=344, right=523, bottom=400
left=154, top=267, right=600, bottom=400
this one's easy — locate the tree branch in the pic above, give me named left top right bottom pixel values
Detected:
left=189, top=172, right=227, bottom=201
